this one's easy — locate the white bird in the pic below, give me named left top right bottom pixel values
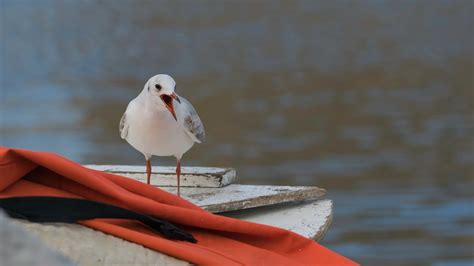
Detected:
left=119, top=74, right=205, bottom=196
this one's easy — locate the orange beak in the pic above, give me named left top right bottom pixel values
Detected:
left=160, top=92, right=181, bottom=121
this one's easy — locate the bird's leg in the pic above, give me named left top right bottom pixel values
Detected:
left=176, top=159, right=181, bottom=197
left=146, top=159, right=151, bottom=185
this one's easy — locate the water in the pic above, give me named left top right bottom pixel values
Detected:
left=1, top=1, right=473, bottom=265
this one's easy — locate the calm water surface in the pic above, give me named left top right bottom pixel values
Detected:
left=1, top=1, right=473, bottom=265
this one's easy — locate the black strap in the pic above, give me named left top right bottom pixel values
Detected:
left=0, top=196, right=196, bottom=243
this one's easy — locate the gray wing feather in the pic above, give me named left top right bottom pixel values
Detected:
left=180, top=97, right=205, bottom=143
left=119, top=112, right=129, bottom=139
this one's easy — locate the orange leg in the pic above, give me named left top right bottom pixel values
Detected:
left=146, top=159, right=151, bottom=185
left=176, top=159, right=181, bottom=197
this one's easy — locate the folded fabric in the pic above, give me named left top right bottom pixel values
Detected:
left=0, top=147, right=358, bottom=266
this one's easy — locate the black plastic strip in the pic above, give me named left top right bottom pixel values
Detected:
left=0, top=196, right=196, bottom=243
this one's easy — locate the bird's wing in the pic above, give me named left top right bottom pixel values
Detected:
left=180, top=97, right=205, bottom=143
left=119, top=111, right=129, bottom=139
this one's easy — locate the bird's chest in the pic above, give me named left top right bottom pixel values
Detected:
left=132, top=109, right=177, bottom=135
left=126, top=107, right=192, bottom=157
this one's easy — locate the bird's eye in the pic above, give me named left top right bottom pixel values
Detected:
left=155, top=84, right=162, bottom=90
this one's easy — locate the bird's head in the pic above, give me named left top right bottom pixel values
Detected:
left=146, top=74, right=181, bottom=121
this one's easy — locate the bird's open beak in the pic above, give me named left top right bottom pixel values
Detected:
left=160, top=92, right=181, bottom=121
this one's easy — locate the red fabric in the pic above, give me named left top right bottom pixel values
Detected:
left=0, top=147, right=358, bottom=266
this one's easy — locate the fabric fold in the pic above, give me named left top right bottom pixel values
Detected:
left=0, top=147, right=358, bottom=266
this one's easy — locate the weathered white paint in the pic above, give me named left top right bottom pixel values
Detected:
left=221, top=199, right=333, bottom=241
left=16, top=220, right=189, bottom=266
left=0, top=212, right=74, bottom=266
left=162, top=184, right=326, bottom=213
left=85, top=164, right=236, bottom=188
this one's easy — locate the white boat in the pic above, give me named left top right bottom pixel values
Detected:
left=9, top=165, right=333, bottom=265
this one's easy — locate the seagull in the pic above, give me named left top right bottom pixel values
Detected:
left=119, top=74, right=205, bottom=196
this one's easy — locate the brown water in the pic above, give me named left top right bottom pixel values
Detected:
left=1, top=1, right=473, bottom=265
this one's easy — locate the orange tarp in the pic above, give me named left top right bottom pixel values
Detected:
left=0, top=147, right=358, bottom=266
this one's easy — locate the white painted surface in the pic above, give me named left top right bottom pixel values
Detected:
left=84, top=164, right=236, bottom=188
left=162, top=184, right=325, bottom=213
left=221, top=199, right=333, bottom=240
left=16, top=220, right=189, bottom=266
